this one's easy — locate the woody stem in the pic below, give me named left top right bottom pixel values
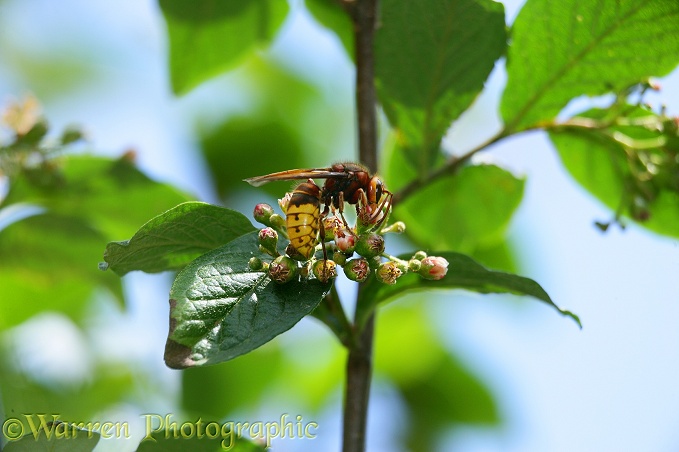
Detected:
left=342, top=0, right=379, bottom=451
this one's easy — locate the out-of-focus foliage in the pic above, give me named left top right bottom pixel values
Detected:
left=1, top=0, right=678, bottom=451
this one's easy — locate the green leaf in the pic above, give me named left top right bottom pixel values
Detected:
left=182, top=345, right=285, bottom=418
left=305, top=0, right=353, bottom=58
left=164, top=232, right=332, bottom=368
left=136, top=431, right=265, bottom=452
left=376, top=303, right=499, bottom=452
left=103, top=202, right=255, bottom=276
left=159, top=0, right=289, bottom=94
left=375, top=0, right=506, bottom=176
left=0, top=356, right=134, bottom=429
left=358, top=251, right=580, bottom=328
left=201, top=116, right=306, bottom=199
left=550, top=107, right=679, bottom=237
left=3, top=421, right=100, bottom=452
left=393, top=162, right=525, bottom=254
left=2, top=155, right=191, bottom=240
left=0, top=213, right=122, bottom=329
left=502, top=0, right=679, bottom=132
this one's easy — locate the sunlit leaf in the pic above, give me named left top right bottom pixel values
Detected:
left=502, top=0, right=679, bottom=132
left=550, top=106, right=679, bottom=237
left=103, top=202, right=255, bottom=276
left=0, top=213, right=121, bottom=329
left=394, top=162, right=525, bottom=254
left=375, top=0, right=506, bottom=176
left=159, top=0, right=289, bottom=94
left=165, top=232, right=332, bottom=368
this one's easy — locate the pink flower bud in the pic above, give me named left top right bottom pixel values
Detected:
left=258, top=227, right=278, bottom=256
left=418, top=256, right=449, bottom=280
left=335, top=230, right=356, bottom=253
left=253, top=203, right=275, bottom=225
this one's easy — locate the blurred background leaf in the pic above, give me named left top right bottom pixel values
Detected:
left=159, top=0, right=290, bottom=94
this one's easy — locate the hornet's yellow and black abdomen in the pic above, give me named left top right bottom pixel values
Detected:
left=286, top=182, right=321, bottom=259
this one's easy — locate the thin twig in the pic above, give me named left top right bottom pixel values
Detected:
left=394, top=129, right=508, bottom=204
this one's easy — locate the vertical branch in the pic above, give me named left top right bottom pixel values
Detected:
left=342, top=0, right=379, bottom=451
left=353, top=0, right=379, bottom=173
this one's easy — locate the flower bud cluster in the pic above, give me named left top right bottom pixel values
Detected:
left=250, top=201, right=448, bottom=285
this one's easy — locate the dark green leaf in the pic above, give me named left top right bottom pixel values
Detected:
left=358, top=251, right=580, bottom=328
left=201, top=116, right=306, bottom=199
left=0, top=213, right=122, bottom=329
left=305, top=0, right=353, bottom=58
left=550, top=107, right=679, bottom=237
left=3, top=421, right=100, bottom=452
left=502, top=0, right=679, bottom=132
left=375, top=0, right=506, bottom=176
left=393, top=163, right=525, bottom=254
left=103, top=202, right=255, bottom=276
left=159, top=0, right=289, bottom=94
left=164, top=232, right=332, bottom=368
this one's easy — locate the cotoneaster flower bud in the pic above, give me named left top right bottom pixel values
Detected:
left=335, top=230, right=356, bottom=254
left=323, top=216, right=343, bottom=241
left=253, top=203, right=275, bottom=226
left=355, top=233, right=384, bottom=259
left=375, top=261, right=402, bottom=285
left=332, top=251, right=347, bottom=266
left=268, top=256, right=298, bottom=284
left=418, top=256, right=449, bottom=280
left=312, top=259, right=337, bottom=283
left=343, top=258, right=370, bottom=282
left=278, top=193, right=292, bottom=214
left=381, top=221, right=406, bottom=234
left=269, top=214, right=286, bottom=233
left=258, top=227, right=278, bottom=256
left=412, top=250, right=427, bottom=261
left=248, top=256, right=264, bottom=271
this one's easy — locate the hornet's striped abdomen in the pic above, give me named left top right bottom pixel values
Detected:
left=286, top=182, right=321, bottom=259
